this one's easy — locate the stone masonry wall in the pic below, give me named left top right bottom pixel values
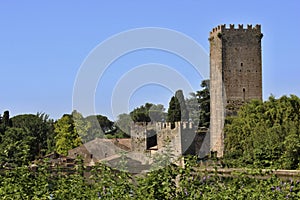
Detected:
left=209, top=24, right=263, bottom=157
left=131, top=122, right=200, bottom=158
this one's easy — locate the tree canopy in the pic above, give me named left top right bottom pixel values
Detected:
left=115, top=113, right=132, bottom=136
left=130, top=103, right=166, bottom=123
left=0, top=112, right=55, bottom=166
left=186, top=80, right=210, bottom=128
left=54, top=114, right=82, bottom=155
left=224, top=95, right=300, bottom=169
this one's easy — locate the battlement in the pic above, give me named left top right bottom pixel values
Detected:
left=131, top=121, right=195, bottom=132
left=131, top=121, right=199, bottom=157
left=156, top=121, right=194, bottom=130
left=210, top=24, right=261, bottom=35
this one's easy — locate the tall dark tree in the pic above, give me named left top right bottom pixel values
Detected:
left=167, top=90, right=189, bottom=128
left=167, top=96, right=181, bottom=128
left=0, top=111, right=12, bottom=135
left=175, top=90, right=189, bottom=121
left=2, top=111, right=11, bottom=127
left=197, top=80, right=210, bottom=128
left=0, top=115, right=3, bottom=136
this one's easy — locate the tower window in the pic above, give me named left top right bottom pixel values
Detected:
left=243, top=88, right=246, bottom=101
left=241, top=63, right=243, bottom=66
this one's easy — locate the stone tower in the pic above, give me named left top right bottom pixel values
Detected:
left=209, top=24, right=263, bottom=157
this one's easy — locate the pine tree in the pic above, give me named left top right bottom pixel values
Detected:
left=167, top=96, right=181, bottom=128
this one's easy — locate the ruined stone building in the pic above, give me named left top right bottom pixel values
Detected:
left=209, top=24, right=263, bottom=157
left=131, top=122, right=205, bottom=160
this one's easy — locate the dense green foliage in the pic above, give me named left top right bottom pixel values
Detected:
left=1, top=157, right=300, bottom=199
left=85, top=114, right=118, bottom=141
left=4, top=87, right=300, bottom=198
left=130, top=103, right=152, bottom=122
left=224, top=95, right=300, bottom=169
left=167, top=96, right=181, bottom=124
left=186, top=80, right=210, bottom=128
left=148, top=104, right=167, bottom=122
left=115, top=113, right=132, bottom=136
left=0, top=112, right=55, bottom=166
left=0, top=110, right=131, bottom=166
left=11, top=113, right=55, bottom=156
left=54, top=111, right=129, bottom=155
left=0, top=128, right=33, bottom=166
left=197, top=80, right=210, bottom=128
left=130, top=103, right=166, bottom=122
left=54, top=114, right=82, bottom=155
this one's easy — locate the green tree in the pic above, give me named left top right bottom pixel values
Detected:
left=72, top=110, right=91, bottom=143
left=0, top=110, right=12, bottom=135
left=167, top=90, right=189, bottom=127
left=186, top=92, right=200, bottom=125
left=148, top=104, right=166, bottom=122
left=175, top=90, right=189, bottom=121
left=2, top=110, right=11, bottom=127
left=197, top=80, right=210, bottom=128
left=186, top=80, right=210, bottom=128
left=130, top=103, right=166, bottom=123
left=11, top=113, right=55, bottom=157
left=224, top=95, right=300, bottom=169
left=54, top=114, right=82, bottom=155
left=84, top=115, right=104, bottom=141
left=130, top=103, right=152, bottom=122
left=85, top=114, right=116, bottom=141
left=0, top=127, right=34, bottom=166
left=167, top=96, right=181, bottom=125
left=115, top=113, right=132, bottom=136
left=281, top=133, right=300, bottom=169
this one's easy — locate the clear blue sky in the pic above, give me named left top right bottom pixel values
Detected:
left=0, top=1, right=299, bottom=120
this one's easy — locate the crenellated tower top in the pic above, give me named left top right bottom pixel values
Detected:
left=210, top=24, right=261, bottom=36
